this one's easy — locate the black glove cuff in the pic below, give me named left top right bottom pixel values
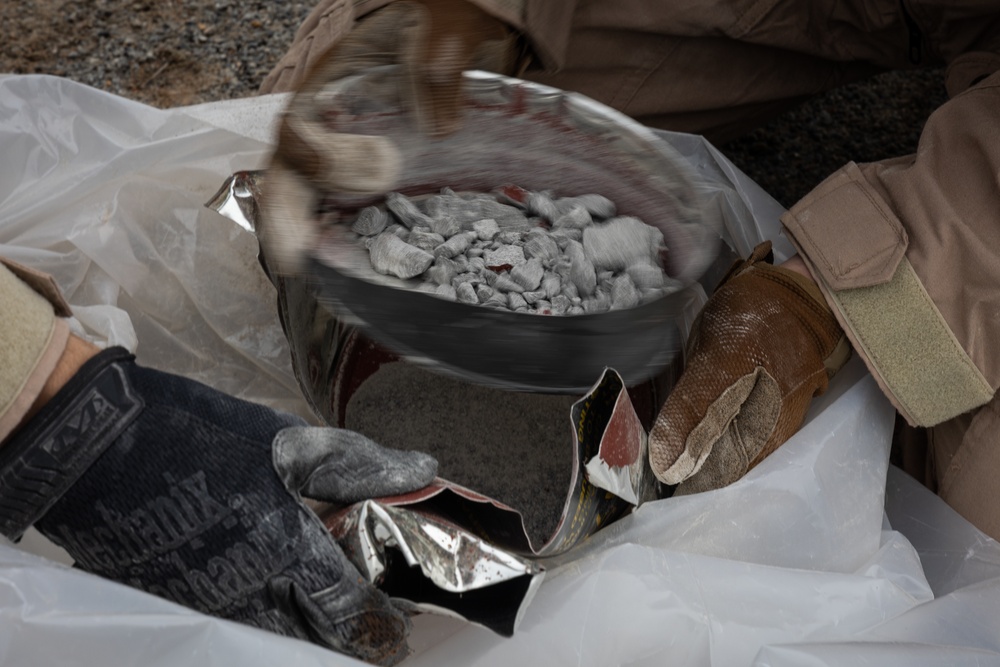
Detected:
left=0, top=346, right=141, bottom=540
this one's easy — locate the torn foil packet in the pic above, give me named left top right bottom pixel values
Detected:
left=315, top=483, right=544, bottom=637
left=308, top=366, right=657, bottom=636
left=535, top=366, right=659, bottom=556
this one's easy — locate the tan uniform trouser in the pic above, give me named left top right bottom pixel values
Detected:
left=263, top=0, right=1000, bottom=142
left=261, top=0, right=1000, bottom=538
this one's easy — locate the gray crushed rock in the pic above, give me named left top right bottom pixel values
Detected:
left=353, top=188, right=680, bottom=315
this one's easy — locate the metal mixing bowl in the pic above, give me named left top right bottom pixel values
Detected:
left=303, top=69, right=723, bottom=393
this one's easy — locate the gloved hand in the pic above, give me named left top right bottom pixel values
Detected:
left=0, top=347, right=437, bottom=666
left=648, top=242, right=851, bottom=495
left=261, top=0, right=524, bottom=275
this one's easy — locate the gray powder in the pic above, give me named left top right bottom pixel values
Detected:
left=345, top=361, right=578, bottom=548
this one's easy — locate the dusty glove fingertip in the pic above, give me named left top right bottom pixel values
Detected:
left=375, top=448, right=439, bottom=495
left=404, top=449, right=438, bottom=485
left=648, top=370, right=717, bottom=486
left=648, top=411, right=693, bottom=486
left=650, top=428, right=711, bottom=486
left=658, top=447, right=705, bottom=486
left=259, top=163, right=317, bottom=275
left=326, top=133, right=403, bottom=193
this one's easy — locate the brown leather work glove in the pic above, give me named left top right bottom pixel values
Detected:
left=260, top=0, right=524, bottom=275
left=648, top=241, right=851, bottom=495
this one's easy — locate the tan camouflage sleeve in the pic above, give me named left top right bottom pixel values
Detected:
left=0, top=260, right=72, bottom=442
left=259, top=0, right=578, bottom=95
left=781, top=71, right=1000, bottom=427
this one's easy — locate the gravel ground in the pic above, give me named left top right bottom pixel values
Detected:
left=723, top=68, right=948, bottom=207
left=1, top=0, right=313, bottom=107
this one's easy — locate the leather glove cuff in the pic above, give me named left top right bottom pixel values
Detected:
left=705, top=241, right=849, bottom=382
left=0, top=346, right=139, bottom=540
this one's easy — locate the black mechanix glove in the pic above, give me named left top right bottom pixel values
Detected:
left=0, top=347, right=437, bottom=666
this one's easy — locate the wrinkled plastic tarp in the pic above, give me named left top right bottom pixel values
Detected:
left=2, top=74, right=1000, bottom=666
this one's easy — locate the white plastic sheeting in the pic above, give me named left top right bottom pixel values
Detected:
left=2, top=74, right=999, bottom=666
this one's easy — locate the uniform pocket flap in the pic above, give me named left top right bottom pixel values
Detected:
left=781, top=163, right=908, bottom=291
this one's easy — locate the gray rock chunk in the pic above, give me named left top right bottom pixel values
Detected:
left=456, top=282, right=478, bottom=304
left=508, top=292, right=528, bottom=311
left=452, top=272, right=483, bottom=287
left=351, top=206, right=389, bottom=236
left=475, top=283, right=495, bottom=303
left=435, top=233, right=471, bottom=258
left=386, top=192, right=434, bottom=229
left=428, top=215, right=462, bottom=238
left=510, top=257, right=544, bottom=291
left=582, top=216, right=660, bottom=272
left=550, top=228, right=582, bottom=246
left=550, top=294, right=572, bottom=315
left=435, top=284, right=457, bottom=301
left=425, top=193, right=528, bottom=230
left=562, top=280, right=580, bottom=300
left=522, top=289, right=547, bottom=305
left=368, top=233, right=434, bottom=279
left=496, top=230, right=524, bottom=245
left=467, top=257, right=486, bottom=274
left=526, top=191, right=561, bottom=221
left=524, top=230, right=560, bottom=262
left=484, top=244, right=526, bottom=269
left=408, top=228, right=445, bottom=252
left=597, top=270, right=615, bottom=289
left=583, top=290, right=612, bottom=314
left=559, top=194, right=616, bottom=220
left=472, top=218, right=499, bottom=241
left=493, top=273, right=526, bottom=294
left=387, top=224, right=410, bottom=242
left=484, top=292, right=509, bottom=309
left=565, top=240, right=597, bottom=297
left=425, top=258, right=459, bottom=286
left=553, top=204, right=592, bottom=230
left=541, top=272, right=562, bottom=299
left=610, top=274, right=640, bottom=310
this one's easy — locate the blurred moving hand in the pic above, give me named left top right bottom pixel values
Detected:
left=0, top=346, right=437, bottom=666
left=261, top=0, right=523, bottom=275
left=648, top=242, right=852, bottom=495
